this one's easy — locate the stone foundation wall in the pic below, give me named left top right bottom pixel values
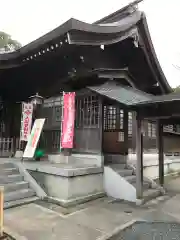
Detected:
left=28, top=166, right=104, bottom=207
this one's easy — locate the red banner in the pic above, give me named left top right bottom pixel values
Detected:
left=61, top=92, right=76, bottom=149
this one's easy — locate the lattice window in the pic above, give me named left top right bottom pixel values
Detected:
left=128, top=112, right=133, bottom=136
left=41, top=96, right=63, bottom=126
left=104, top=106, right=124, bottom=131
left=163, top=125, right=173, bottom=132
left=148, top=122, right=156, bottom=138
left=54, top=106, right=61, bottom=122
left=118, top=132, right=124, bottom=142
left=106, top=106, right=116, bottom=130
left=152, top=124, right=156, bottom=138
left=75, top=95, right=100, bottom=128
left=120, top=110, right=124, bottom=129
left=176, top=125, right=180, bottom=133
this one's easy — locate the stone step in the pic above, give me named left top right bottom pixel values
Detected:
left=125, top=175, right=150, bottom=183
left=115, top=169, right=133, bottom=177
left=0, top=167, right=19, bottom=175
left=125, top=175, right=136, bottom=183
left=125, top=175, right=151, bottom=189
left=132, top=181, right=150, bottom=190
left=108, top=164, right=127, bottom=170
left=0, top=162, right=15, bottom=169
left=4, top=181, right=29, bottom=192
left=4, top=189, right=36, bottom=202
left=143, top=188, right=162, bottom=203
left=105, top=155, right=127, bottom=164
left=0, top=174, right=23, bottom=184
left=4, top=196, right=39, bottom=209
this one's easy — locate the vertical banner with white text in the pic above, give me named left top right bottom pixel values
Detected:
left=61, top=92, right=76, bottom=149
left=20, top=102, right=33, bottom=141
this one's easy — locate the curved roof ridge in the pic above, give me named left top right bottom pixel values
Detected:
left=94, top=0, right=143, bottom=24
left=138, top=12, right=171, bottom=93
left=94, top=1, right=172, bottom=94
left=0, top=0, right=172, bottom=95
left=0, top=11, right=141, bottom=61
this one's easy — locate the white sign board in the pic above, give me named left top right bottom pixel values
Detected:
left=20, top=102, right=33, bottom=141
left=23, top=118, right=45, bottom=158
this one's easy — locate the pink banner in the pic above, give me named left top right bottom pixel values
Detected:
left=61, top=92, right=76, bottom=149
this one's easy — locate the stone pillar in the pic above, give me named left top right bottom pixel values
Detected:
left=157, top=120, right=164, bottom=186
left=135, top=112, right=143, bottom=199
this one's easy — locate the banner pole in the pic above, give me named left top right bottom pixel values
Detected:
left=60, top=92, right=65, bottom=153
left=0, top=186, right=4, bottom=237
left=19, top=102, right=24, bottom=149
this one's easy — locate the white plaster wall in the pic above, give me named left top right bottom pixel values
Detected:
left=127, top=153, right=160, bottom=167
left=127, top=154, right=180, bottom=179
left=103, top=166, right=136, bottom=202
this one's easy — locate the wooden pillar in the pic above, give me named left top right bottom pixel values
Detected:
left=135, top=112, right=143, bottom=199
left=99, top=98, right=104, bottom=155
left=157, top=120, right=164, bottom=186
left=124, top=109, right=128, bottom=155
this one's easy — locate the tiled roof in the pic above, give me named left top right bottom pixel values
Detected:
left=88, top=81, right=152, bottom=106
left=136, top=92, right=180, bottom=106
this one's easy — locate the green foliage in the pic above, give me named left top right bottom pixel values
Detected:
left=173, top=86, right=180, bottom=93
left=0, top=31, right=21, bottom=52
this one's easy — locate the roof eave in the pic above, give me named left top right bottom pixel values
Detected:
left=138, top=13, right=172, bottom=94
left=94, top=3, right=172, bottom=95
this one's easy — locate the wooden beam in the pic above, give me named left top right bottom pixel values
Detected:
left=135, top=112, right=143, bottom=199
left=157, top=120, right=164, bottom=186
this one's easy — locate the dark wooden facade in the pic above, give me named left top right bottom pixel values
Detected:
left=36, top=89, right=180, bottom=155
left=0, top=1, right=180, bottom=160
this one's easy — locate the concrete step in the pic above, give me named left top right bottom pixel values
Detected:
left=115, top=169, right=133, bottom=177
left=143, top=188, right=162, bottom=203
left=4, top=189, right=36, bottom=202
left=0, top=167, right=19, bottom=175
left=4, top=181, right=29, bottom=192
left=0, top=174, right=23, bottom=184
left=4, top=196, right=39, bottom=209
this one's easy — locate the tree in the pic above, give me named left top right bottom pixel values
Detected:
left=0, top=31, right=21, bottom=53
left=173, top=85, right=180, bottom=93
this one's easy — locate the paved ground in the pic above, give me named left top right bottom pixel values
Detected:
left=4, top=176, right=180, bottom=240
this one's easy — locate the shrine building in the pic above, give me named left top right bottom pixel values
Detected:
left=0, top=0, right=180, bottom=205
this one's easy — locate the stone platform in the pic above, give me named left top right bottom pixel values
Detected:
left=22, top=160, right=104, bottom=207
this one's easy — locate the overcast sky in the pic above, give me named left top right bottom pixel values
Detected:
left=0, top=0, right=179, bottom=87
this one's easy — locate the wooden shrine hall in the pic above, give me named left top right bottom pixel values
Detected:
left=89, top=80, right=180, bottom=198
left=0, top=0, right=180, bottom=203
